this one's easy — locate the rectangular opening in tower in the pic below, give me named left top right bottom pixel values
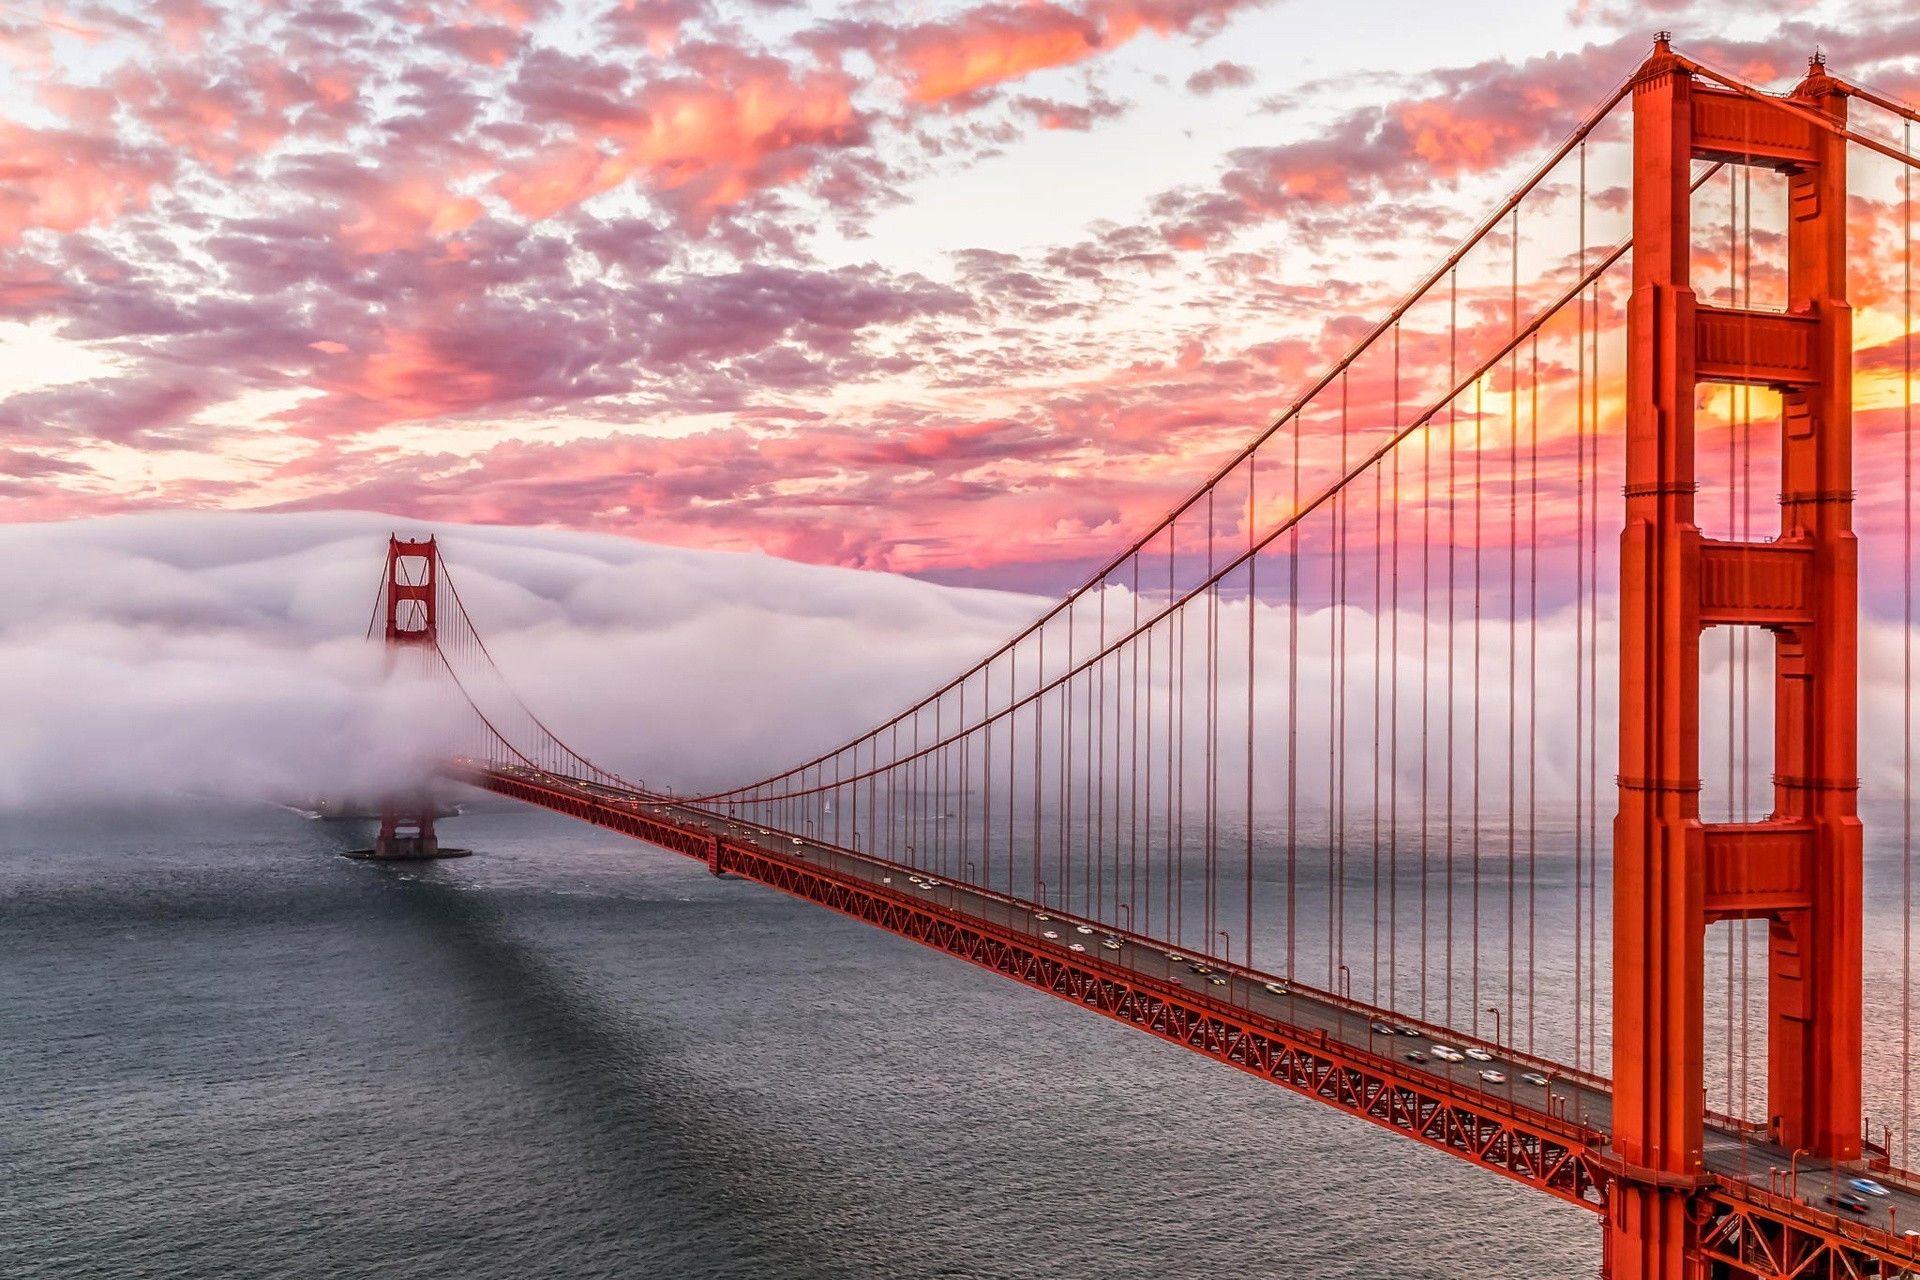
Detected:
left=394, top=553, right=432, bottom=587
left=1698, top=624, right=1779, bottom=824
left=1692, top=384, right=1785, bottom=545
left=1689, top=164, right=1790, bottom=314
left=1702, top=915, right=1773, bottom=1129
left=392, top=597, right=431, bottom=635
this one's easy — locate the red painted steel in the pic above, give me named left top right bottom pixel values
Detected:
left=1611, top=38, right=1862, bottom=1278
left=1612, top=40, right=1711, bottom=1277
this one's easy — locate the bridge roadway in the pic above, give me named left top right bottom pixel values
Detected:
left=463, top=762, right=1920, bottom=1269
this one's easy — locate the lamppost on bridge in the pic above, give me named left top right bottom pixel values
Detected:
left=1485, top=1005, right=1502, bottom=1052
left=1118, top=903, right=1132, bottom=933
left=1337, top=963, right=1351, bottom=1000
left=1790, top=1147, right=1812, bottom=1201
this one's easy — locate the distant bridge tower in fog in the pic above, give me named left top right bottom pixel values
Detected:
left=362, top=535, right=449, bottom=861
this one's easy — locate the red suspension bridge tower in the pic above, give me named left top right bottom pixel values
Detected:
left=366, top=534, right=458, bottom=861
left=1611, top=38, right=1861, bottom=1277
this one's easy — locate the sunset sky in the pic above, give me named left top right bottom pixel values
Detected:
left=3, top=0, right=1916, bottom=591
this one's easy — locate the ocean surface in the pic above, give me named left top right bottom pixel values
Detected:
left=0, top=799, right=1682, bottom=1280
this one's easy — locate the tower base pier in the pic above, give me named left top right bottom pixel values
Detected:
left=344, top=838, right=473, bottom=861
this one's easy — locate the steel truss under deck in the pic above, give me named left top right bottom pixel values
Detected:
left=454, top=762, right=1920, bottom=1278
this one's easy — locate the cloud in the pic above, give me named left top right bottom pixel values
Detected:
left=0, top=511, right=1044, bottom=807
left=1185, top=59, right=1253, bottom=95
left=873, top=0, right=1262, bottom=106
left=0, top=0, right=1289, bottom=537
left=1008, top=90, right=1130, bottom=131
left=0, top=121, right=172, bottom=245
left=887, top=4, right=1103, bottom=105
left=0, top=370, right=224, bottom=449
left=498, top=45, right=868, bottom=227
left=1145, top=46, right=1614, bottom=250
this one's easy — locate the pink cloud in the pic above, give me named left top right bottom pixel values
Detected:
left=499, top=53, right=865, bottom=225
left=0, top=122, right=170, bottom=244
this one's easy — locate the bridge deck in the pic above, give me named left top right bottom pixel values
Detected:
left=454, top=760, right=1920, bottom=1275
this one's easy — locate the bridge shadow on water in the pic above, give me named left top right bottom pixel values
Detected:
left=366, top=861, right=928, bottom=1279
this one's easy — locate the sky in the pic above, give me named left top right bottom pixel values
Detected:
left=2, top=0, right=1918, bottom=593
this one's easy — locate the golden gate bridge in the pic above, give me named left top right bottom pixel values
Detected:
left=361, top=37, right=1920, bottom=1279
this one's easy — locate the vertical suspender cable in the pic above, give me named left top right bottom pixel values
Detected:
left=1375, top=430, right=1386, bottom=1002
left=1170, top=534, right=1180, bottom=940
left=1508, top=206, right=1520, bottom=1050
left=1288, top=419, right=1300, bottom=977
left=1527, top=329, right=1539, bottom=1055
left=1411, top=332, right=1425, bottom=1018
left=1098, top=576, right=1108, bottom=921
left=1474, top=371, right=1484, bottom=1039
left=1167, top=552, right=1182, bottom=951
left=1386, top=375, right=1400, bottom=1009
left=1574, top=141, right=1589, bottom=1072
left=1445, top=296, right=1457, bottom=1031
left=1007, top=652, right=1017, bottom=900
left=1034, top=628, right=1045, bottom=901
left=1138, top=558, right=1147, bottom=930
left=1210, top=488, right=1222, bottom=953
left=1247, top=458, right=1258, bottom=970
left=1903, top=116, right=1915, bottom=1168
left=1739, top=158, right=1755, bottom=1121
left=1896, top=119, right=1912, bottom=1174
left=1336, top=378, right=1351, bottom=982
left=1121, top=556, right=1136, bottom=924
left=1723, top=166, right=1739, bottom=1112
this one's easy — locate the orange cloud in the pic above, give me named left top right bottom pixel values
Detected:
left=894, top=7, right=1100, bottom=104
left=497, top=67, right=861, bottom=224
left=1393, top=100, right=1536, bottom=180
left=887, top=0, right=1255, bottom=106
